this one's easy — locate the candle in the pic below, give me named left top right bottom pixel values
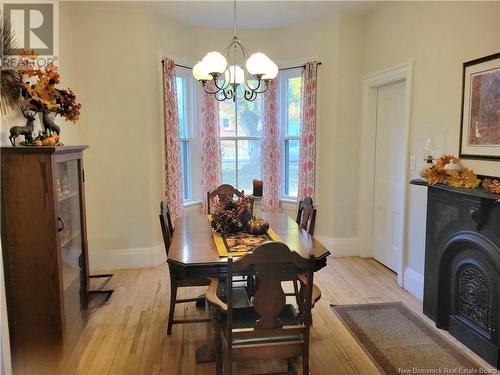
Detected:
left=252, top=179, right=263, bottom=197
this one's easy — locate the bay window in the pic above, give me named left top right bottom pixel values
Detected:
left=173, top=66, right=304, bottom=204
left=175, top=68, right=194, bottom=202
left=219, top=84, right=263, bottom=193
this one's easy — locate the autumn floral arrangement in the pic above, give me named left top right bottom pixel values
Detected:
left=209, top=197, right=253, bottom=235
left=5, top=49, right=81, bottom=146
left=483, top=179, right=500, bottom=194
left=19, top=54, right=81, bottom=122
left=422, top=155, right=500, bottom=200
left=422, top=155, right=481, bottom=189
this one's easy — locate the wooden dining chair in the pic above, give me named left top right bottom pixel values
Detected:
left=206, top=242, right=320, bottom=375
left=296, top=197, right=317, bottom=236
left=207, top=184, right=245, bottom=214
left=159, top=201, right=173, bottom=249
left=159, top=201, right=211, bottom=335
left=286, top=197, right=318, bottom=307
left=207, top=185, right=251, bottom=287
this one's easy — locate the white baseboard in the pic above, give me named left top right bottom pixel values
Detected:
left=403, top=267, right=424, bottom=301
left=315, top=236, right=360, bottom=257
left=89, top=244, right=166, bottom=271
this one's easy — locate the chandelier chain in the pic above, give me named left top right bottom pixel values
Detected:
left=193, top=0, right=277, bottom=101
left=233, top=0, right=237, bottom=38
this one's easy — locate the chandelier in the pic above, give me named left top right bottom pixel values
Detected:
left=192, top=0, right=278, bottom=102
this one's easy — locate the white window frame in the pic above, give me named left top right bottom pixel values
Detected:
left=176, top=67, right=199, bottom=203
left=219, top=94, right=263, bottom=192
left=279, top=68, right=302, bottom=200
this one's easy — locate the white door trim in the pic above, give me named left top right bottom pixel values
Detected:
left=359, top=61, right=414, bottom=287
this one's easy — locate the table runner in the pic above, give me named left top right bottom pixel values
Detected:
left=209, top=218, right=282, bottom=257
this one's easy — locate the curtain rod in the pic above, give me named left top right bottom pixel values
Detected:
left=161, top=60, right=192, bottom=70
left=279, top=62, right=322, bottom=71
left=161, top=59, right=322, bottom=72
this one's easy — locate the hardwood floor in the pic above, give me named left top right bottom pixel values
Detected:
left=52, top=257, right=492, bottom=375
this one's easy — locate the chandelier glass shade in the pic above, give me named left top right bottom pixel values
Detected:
left=192, top=1, right=278, bottom=102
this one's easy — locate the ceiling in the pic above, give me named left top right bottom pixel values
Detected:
left=155, top=1, right=376, bottom=29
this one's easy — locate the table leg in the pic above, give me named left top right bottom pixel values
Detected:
left=196, top=299, right=216, bottom=363
left=195, top=339, right=216, bottom=363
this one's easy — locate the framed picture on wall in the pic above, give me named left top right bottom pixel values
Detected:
left=459, top=52, right=500, bottom=160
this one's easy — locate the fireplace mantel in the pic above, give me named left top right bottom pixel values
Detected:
left=410, top=179, right=500, bottom=201
left=411, top=178, right=500, bottom=368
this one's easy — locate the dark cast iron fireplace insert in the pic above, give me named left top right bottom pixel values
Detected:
left=411, top=179, right=500, bottom=368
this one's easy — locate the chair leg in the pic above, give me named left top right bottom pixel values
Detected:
left=213, top=314, right=223, bottom=375
left=303, top=351, right=309, bottom=375
left=167, top=276, right=177, bottom=335
left=224, top=351, right=232, bottom=375
left=293, top=279, right=300, bottom=307
left=215, top=337, right=223, bottom=375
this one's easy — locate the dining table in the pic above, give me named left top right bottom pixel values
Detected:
left=167, top=212, right=331, bottom=363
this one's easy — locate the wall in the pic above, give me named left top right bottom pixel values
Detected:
left=54, top=3, right=201, bottom=269
left=7, top=2, right=496, bottom=279
left=28, top=2, right=364, bottom=269
left=362, top=1, right=500, bottom=299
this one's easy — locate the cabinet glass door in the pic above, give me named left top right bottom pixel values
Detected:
left=55, top=159, right=85, bottom=304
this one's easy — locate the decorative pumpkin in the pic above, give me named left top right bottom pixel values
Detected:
left=444, top=161, right=464, bottom=172
left=247, top=218, right=269, bottom=235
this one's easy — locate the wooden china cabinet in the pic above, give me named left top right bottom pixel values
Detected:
left=1, top=145, right=90, bottom=372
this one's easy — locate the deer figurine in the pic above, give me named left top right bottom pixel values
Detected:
left=9, top=110, right=36, bottom=146
left=42, top=111, right=60, bottom=136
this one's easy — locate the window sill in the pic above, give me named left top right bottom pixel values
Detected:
left=184, top=200, right=202, bottom=214
left=280, top=198, right=297, bottom=213
left=184, top=200, right=201, bottom=208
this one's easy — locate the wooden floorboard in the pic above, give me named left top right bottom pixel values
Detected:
left=53, top=257, right=492, bottom=375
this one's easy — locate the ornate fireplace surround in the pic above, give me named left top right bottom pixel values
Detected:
left=411, top=179, right=500, bottom=368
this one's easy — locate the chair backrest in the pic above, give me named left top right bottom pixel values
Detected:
left=226, top=242, right=314, bottom=345
left=159, top=201, right=173, bottom=257
left=296, top=197, right=317, bottom=235
left=161, top=201, right=174, bottom=235
left=207, top=184, right=244, bottom=214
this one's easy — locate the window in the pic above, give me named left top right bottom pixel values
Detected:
left=219, top=84, right=263, bottom=193
left=280, top=70, right=302, bottom=198
left=175, top=69, right=194, bottom=201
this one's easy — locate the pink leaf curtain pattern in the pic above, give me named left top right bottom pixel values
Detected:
left=163, top=58, right=184, bottom=222
left=200, top=83, right=222, bottom=213
left=261, top=80, right=282, bottom=212
left=297, top=61, right=320, bottom=202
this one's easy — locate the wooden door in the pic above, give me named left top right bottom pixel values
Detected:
left=372, top=80, right=406, bottom=272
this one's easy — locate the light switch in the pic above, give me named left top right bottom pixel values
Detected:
left=410, top=155, right=416, bottom=170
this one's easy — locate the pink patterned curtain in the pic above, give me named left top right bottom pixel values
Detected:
left=163, top=58, right=184, bottom=222
left=200, top=83, right=221, bottom=213
left=261, top=81, right=281, bottom=212
left=297, top=61, right=319, bottom=202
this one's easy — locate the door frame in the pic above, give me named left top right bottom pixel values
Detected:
left=358, top=61, right=414, bottom=287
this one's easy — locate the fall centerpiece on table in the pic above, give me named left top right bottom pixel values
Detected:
left=5, top=50, right=81, bottom=146
left=210, top=196, right=254, bottom=235
left=209, top=194, right=278, bottom=256
left=209, top=194, right=272, bottom=236
left=247, top=218, right=270, bottom=235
